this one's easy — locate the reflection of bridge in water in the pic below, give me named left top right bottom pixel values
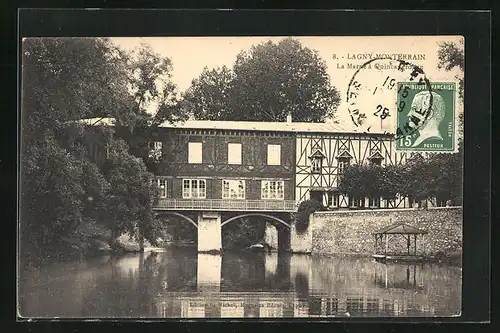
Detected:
left=154, top=292, right=438, bottom=318
left=132, top=251, right=441, bottom=318
left=20, top=250, right=459, bottom=318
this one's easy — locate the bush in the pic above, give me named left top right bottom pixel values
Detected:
left=295, top=199, right=325, bottom=233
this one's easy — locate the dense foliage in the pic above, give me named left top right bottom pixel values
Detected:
left=338, top=147, right=463, bottom=206
left=437, top=40, right=464, bottom=101
left=182, top=38, right=341, bottom=122
left=20, top=38, right=181, bottom=263
left=295, top=199, right=326, bottom=233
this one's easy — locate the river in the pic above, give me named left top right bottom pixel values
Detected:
left=18, top=248, right=461, bottom=318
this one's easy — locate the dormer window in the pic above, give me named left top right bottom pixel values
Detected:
left=336, top=150, right=353, bottom=174
left=309, top=149, right=326, bottom=174
left=368, top=150, right=384, bottom=166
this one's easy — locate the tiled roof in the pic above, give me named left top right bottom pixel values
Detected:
left=158, top=119, right=388, bottom=134
left=73, top=117, right=390, bottom=135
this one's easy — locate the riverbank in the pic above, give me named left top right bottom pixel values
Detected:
left=21, top=220, right=141, bottom=267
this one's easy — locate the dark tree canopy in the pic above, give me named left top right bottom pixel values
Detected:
left=182, top=65, right=234, bottom=120
left=20, top=38, right=181, bottom=262
left=338, top=150, right=463, bottom=206
left=183, top=38, right=340, bottom=122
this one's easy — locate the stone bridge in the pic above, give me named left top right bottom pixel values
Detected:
left=153, top=199, right=311, bottom=253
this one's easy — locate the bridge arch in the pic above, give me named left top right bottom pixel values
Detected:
left=221, top=213, right=291, bottom=229
left=155, top=212, right=198, bottom=228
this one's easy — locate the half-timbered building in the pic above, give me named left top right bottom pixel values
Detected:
left=295, top=124, right=410, bottom=209
left=77, top=117, right=439, bottom=212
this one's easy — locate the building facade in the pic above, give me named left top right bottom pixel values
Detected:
left=295, top=130, right=413, bottom=210
left=78, top=118, right=440, bottom=212
left=151, top=121, right=297, bottom=212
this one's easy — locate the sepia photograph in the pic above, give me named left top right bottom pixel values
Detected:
left=18, top=35, right=464, bottom=319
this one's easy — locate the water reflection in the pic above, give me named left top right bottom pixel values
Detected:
left=18, top=250, right=461, bottom=318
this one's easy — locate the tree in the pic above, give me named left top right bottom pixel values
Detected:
left=378, top=165, right=404, bottom=200
left=20, top=38, right=130, bottom=261
left=183, top=38, right=340, bottom=122
left=437, top=40, right=464, bottom=101
left=113, top=44, right=187, bottom=173
left=22, top=38, right=135, bottom=136
left=98, top=138, right=160, bottom=247
left=182, top=66, right=234, bottom=120
left=338, top=164, right=363, bottom=197
left=20, top=38, right=181, bottom=261
left=435, top=39, right=464, bottom=205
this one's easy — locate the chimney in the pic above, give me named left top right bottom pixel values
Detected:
left=286, top=112, right=292, bottom=123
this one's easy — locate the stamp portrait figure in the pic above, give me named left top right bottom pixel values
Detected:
left=396, top=82, right=456, bottom=152
left=409, top=91, right=446, bottom=147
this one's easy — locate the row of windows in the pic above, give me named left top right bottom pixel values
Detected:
left=155, top=179, right=285, bottom=200
left=151, top=140, right=381, bottom=174
left=311, top=158, right=380, bottom=174
left=188, top=142, right=282, bottom=165
left=323, top=192, right=381, bottom=208
left=150, top=141, right=282, bottom=165
left=326, top=194, right=450, bottom=208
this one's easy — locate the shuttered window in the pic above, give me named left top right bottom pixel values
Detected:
left=228, top=143, right=242, bottom=165
left=267, top=144, right=281, bottom=165
left=188, top=142, right=203, bottom=164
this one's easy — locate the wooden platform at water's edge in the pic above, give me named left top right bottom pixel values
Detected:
left=372, top=254, right=425, bottom=263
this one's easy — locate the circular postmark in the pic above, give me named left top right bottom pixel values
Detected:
left=346, top=57, right=433, bottom=139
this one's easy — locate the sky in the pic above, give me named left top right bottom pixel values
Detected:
left=111, top=36, right=463, bottom=132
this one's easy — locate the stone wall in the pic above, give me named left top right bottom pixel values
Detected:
left=290, top=217, right=313, bottom=253
left=311, top=207, right=462, bottom=257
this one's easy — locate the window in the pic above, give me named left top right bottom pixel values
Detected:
left=309, top=149, right=325, bottom=174
left=369, top=197, right=380, bottom=208
left=149, top=141, right=162, bottom=161
left=327, top=192, right=339, bottom=207
left=349, top=196, right=364, bottom=208
left=188, top=142, right=203, bottom=164
left=338, top=159, right=350, bottom=174
left=368, top=151, right=384, bottom=166
left=228, top=143, right=242, bottom=165
left=311, top=158, right=322, bottom=173
left=157, top=179, right=167, bottom=198
left=267, top=144, right=281, bottom=165
left=261, top=180, right=284, bottom=199
left=222, top=180, right=245, bottom=199
left=182, top=179, right=206, bottom=198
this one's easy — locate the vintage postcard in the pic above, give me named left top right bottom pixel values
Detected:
left=18, top=35, right=464, bottom=319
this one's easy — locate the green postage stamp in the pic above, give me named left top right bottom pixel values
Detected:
left=396, top=82, right=457, bottom=152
